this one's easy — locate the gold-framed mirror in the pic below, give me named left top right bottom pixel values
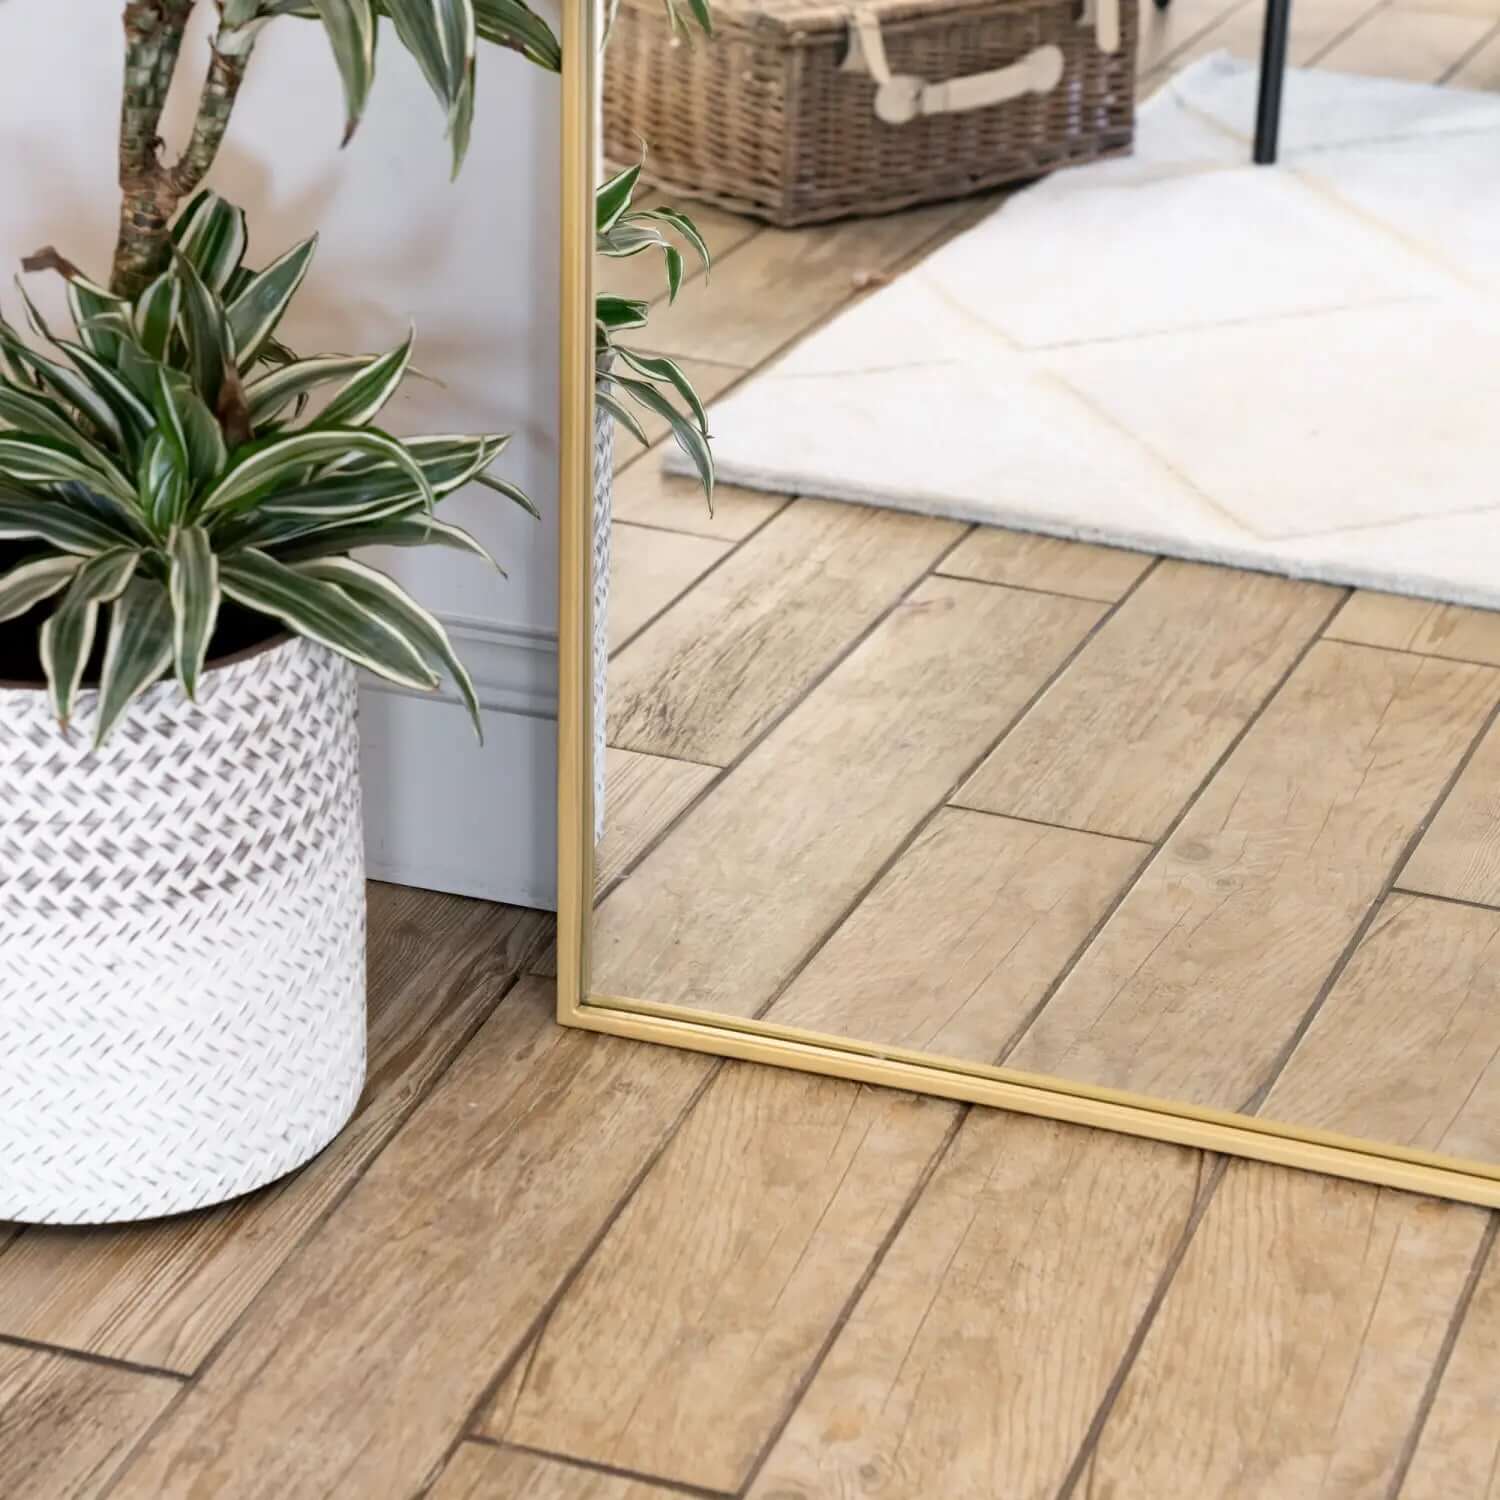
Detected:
left=558, top=3, right=1500, bottom=1211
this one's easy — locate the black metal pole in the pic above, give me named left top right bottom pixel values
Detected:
left=1254, top=0, right=1292, bottom=164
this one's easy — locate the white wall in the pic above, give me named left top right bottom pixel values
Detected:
left=0, top=2, right=562, bottom=908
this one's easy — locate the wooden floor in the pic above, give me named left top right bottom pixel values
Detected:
left=7, top=5, right=1500, bottom=1496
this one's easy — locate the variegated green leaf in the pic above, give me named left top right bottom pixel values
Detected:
left=172, top=251, right=234, bottom=409
left=471, top=468, right=539, bottom=518
left=94, top=578, right=175, bottom=747
left=613, top=373, right=715, bottom=501
left=271, top=511, right=498, bottom=566
left=153, top=365, right=228, bottom=493
left=172, top=191, right=249, bottom=295
left=0, top=314, right=127, bottom=449
left=200, top=427, right=436, bottom=519
left=134, top=272, right=182, bottom=361
left=383, top=0, right=477, bottom=171
left=472, top=0, right=560, bottom=68
left=334, top=433, right=508, bottom=495
left=597, top=162, right=642, bottom=236
left=244, top=354, right=377, bottom=426
left=0, top=383, right=104, bottom=453
left=303, top=555, right=483, bottom=733
left=596, top=387, right=649, bottom=447
left=40, top=548, right=140, bottom=726
left=315, top=331, right=413, bottom=429
left=169, top=525, right=221, bottom=700
left=314, top=0, right=378, bottom=143
left=0, top=496, right=134, bottom=555
left=637, top=207, right=712, bottom=273
left=0, top=433, right=137, bottom=506
left=138, top=433, right=190, bottom=534
left=220, top=547, right=438, bottom=689
left=67, top=276, right=129, bottom=364
left=0, top=553, right=80, bottom=624
left=616, top=348, right=707, bottom=433
left=226, top=237, right=318, bottom=368
left=596, top=295, right=650, bottom=333
left=57, top=338, right=156, bottom=445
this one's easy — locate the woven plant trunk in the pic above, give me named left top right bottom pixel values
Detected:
left=0, top=635, right=367, bottom=1226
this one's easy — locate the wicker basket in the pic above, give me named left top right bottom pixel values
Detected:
left=605, top=0, right=1139, bottom=226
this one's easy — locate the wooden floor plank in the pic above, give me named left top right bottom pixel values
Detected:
left=1451, top=23, right=1500, bottom=85
left=597, top=747, right=719, bottom=894
left=1260, top=894, right=1500, bottom=1162
left=1082, top=1163, right=1487, bottom=1500
left=104, top=979, right=716, bottom=1499
left=957, top=562, right=1340, bottom=842
left=746, top=1115, right=1205, bottom=1500
left=937, top=528, right=1153, bottom=602
left=594, top=577, right=1104, bottom=1015
left=1135, top=0, right=1256, bottom=80
left=432, top=1442, right=681, bottom=1499
left=1006, top=642, right=1500, bottom=1109
left=764, top=808, right=1147, bottom=1061
left=1318, top=5, right=1494, bottom=76
left=1180, top=0, right=1383, bottom=68
left=1326, top=593, right=1500, bottom=666
left=608, top=521, right=731, bottom=654
left=0, top=889, right=548, bottom=1373
left=607, top=499, right=965, bottom=765
left=1400, top=1234, right=1500, bottom=1500
left=612, top=445, right=788, bottom=540
left=482, top=1072, right=957, bottom=1493
left=0, top=1344, right=178, bottom=1500
left=1399, top=716, right=1500, bottom=906
left=641, top=199, right=974, bottom=369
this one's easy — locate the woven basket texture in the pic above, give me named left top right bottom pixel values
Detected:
left=0, top=635, right=366, bottom=1225
left=605, top=0, right=1139, bottom=225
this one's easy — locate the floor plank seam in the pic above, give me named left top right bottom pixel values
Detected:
left=745, top=557, right=1166, bottom=1026
left=0, top=1330, right=188, bottom=1385
left=733, top=1104, right=973, bottom=1500
left=609, top=499, right=796, bottom=661
left=1382, top=1215, right=1499, bottom=1500
left=92, top=950, right=541, bottom=1497
left=1319, top=632, right=1500, bottom=675
left=597, top=523, right=980, bottom=906
left=1053, top=1157, right=1232, bottom=1499
left=428, top=1061, right=729, bottom=1494
left=943, top=800, right=1157, bottom=848
left=1438, top=13, right=1500, bottom=82
left=1238, top=683, right=1500, bottom=1120
left=988, top=585, right=1351, bottom=1068
left=1390, top=885, right=1500, bottom=916
left=475, top=1436, right=734, bottom=1499
left=932, top=565, right=1144, bottom=606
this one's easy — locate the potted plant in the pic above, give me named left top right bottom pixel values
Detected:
left=0, top=0, right=554, bottom=1228
left=0, top=0, right=718, bottom=1227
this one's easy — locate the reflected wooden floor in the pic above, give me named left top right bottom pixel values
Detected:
left=8, top=3, right=1500, bottom=1494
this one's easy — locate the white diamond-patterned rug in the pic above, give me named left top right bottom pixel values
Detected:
left=666, top=54, right=1500, bottom=607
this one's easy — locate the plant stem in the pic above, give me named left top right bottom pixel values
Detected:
left=112, top=0, right=196, bottom=297
left=110, top=2, right=261, bottom=298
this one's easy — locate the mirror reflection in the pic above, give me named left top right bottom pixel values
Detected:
left=590, top=0, right=1500, bottom=1178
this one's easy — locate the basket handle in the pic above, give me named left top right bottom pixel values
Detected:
left=843, top=0, right=1119, bottom=125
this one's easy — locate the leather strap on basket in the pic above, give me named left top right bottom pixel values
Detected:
left=844, top=0, right=1118, bottom=125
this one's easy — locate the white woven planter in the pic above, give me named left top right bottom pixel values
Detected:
left=0, top=635, right=367, bottom=1226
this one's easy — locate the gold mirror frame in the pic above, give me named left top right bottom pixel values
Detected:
left=553, top=8, right=1500, bottom=1210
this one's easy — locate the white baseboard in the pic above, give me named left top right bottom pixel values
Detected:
left=359, top=615, right=559, bottom=911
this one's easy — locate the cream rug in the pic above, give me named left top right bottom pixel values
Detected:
left=666, top=54, right=1500, bottom=607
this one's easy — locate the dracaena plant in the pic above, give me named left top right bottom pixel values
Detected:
left=0, top=193, right=531, bottom=744
left=595, top=159, right=715, bottom=503
left=109, top=0, right=562, bottom=298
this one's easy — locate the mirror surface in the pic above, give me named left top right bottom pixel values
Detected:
left=581, top=3, right=1500, bottom=1194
